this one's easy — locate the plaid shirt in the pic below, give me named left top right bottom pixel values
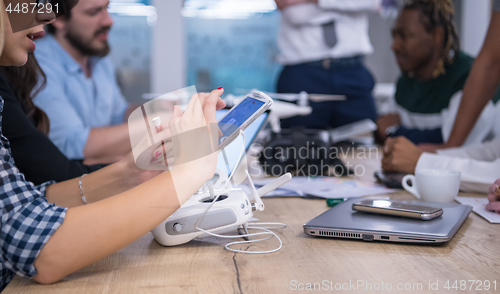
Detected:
left=0, top=97, right=67, bottom=290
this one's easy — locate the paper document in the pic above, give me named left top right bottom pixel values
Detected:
left=456, top=197, right=500, bottom=224
left=253, top=177, right=394, bottom=199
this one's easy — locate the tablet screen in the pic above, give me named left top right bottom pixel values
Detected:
left=218, top=96, right=265, bottom=145
left=216, top=108, right=268, bottom=175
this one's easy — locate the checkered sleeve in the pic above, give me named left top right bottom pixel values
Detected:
left=1, top=148, right=67, bottom=281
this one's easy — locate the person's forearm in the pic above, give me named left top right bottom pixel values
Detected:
left=34, top=88, right=223, bottom=284
left=446, top=11, right=500, bottom=148
left=33, top=172, right=180, bottom=284
left=375, top=114, right=401, bottom=141
left=83, top=111, right=173, bottom=165
left=391, top=127, right=443, bottom=145
left=83, top=124, right=131, bottom=164
left=45, top=159, right=139, bottom=208
left=438, top=137, right=500, bottom=162
left=446, top=58, right=500, bottom=147
left=33, top=162, right=210, bottom=284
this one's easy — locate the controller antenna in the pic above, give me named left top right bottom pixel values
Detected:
left=245, top=171, right=292, bottom=211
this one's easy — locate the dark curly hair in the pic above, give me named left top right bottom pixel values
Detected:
left=404, top=0, right=460, bottom=77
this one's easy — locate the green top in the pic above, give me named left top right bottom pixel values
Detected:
left=395, top=51, right=500, bottom=115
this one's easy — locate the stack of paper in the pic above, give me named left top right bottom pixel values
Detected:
left=456, top=197, right=500, bottom=224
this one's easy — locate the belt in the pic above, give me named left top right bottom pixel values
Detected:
left=302, top=56, right=364, bottom=70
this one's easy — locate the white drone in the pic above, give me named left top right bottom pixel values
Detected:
left=225, top=90, right=345, bottom=133
left=143, top=90, right=345, bottom=133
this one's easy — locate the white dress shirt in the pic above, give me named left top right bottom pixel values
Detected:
left=277, top=0, right=381, bottom=65
left=416, top=105, right=500, bottom=193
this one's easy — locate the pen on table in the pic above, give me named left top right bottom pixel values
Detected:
left=326, top=198, right=345, bottom=207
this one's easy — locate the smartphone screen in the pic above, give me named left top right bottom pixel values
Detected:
left=218, top=96, right=266, bottom=146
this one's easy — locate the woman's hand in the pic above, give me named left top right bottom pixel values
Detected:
left=119, top=90, right=226, bottom=188
left=163, top=89, right=225, bottom=204
left=486, top=179, right=500, bottom=213
left=168, top=90, right=224, bottom=169
left=382, top=136, right=423, bottom=174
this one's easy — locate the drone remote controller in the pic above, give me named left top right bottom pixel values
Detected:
left=151, top=172, right=292, bottom=246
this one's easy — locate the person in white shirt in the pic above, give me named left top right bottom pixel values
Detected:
left=382, top=135, right=500, bottom=194
left=275, top=0, right=381, bottom=129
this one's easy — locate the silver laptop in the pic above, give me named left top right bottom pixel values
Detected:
left=304, top=198, right=472, bottom=243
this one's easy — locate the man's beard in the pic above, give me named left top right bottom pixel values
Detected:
left=65, top=26, right=111, bottom=57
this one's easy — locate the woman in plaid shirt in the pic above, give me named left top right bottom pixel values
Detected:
left=0, top=3, right=224, bottom=289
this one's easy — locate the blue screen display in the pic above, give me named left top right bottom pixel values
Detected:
left=218, top=97, right=265, bottom=144
left=215, top=106, right=268, bottom=176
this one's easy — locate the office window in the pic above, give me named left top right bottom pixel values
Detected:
left=183, top=0, right=281, bottom=94
left=108, top=0, right=156, bottom=103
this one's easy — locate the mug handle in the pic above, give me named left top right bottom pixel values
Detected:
left=402, top=174, right=420, bottom=199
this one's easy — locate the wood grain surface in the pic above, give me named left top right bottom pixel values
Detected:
left=5, top=147, right=499, bottom=294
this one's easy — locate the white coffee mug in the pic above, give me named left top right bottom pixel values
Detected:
left=402, top=169, right=461, bottom=203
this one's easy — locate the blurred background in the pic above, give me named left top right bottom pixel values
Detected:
left=108, top=0, right=493, bottom=107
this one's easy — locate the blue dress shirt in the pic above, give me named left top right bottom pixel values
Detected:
left=33, top=34, right=128, bottom=160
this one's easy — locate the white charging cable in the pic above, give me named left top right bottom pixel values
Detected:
left=194, top=130, right=286, bottom=254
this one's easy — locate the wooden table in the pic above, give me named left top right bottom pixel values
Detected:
left=5, top=148, right=500, bottom=293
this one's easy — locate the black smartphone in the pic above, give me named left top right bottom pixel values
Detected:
left=374, top=170, right=406, bottom=189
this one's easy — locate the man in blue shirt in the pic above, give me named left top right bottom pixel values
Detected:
left=34, top=0, right=132, bottom=165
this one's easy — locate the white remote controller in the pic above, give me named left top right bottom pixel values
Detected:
left=151, top=173, right=292, bottom=246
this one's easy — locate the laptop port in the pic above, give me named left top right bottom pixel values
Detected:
left=381, top=236, right=390, bottom=240
left=362, top=234, right=374, bottom=241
